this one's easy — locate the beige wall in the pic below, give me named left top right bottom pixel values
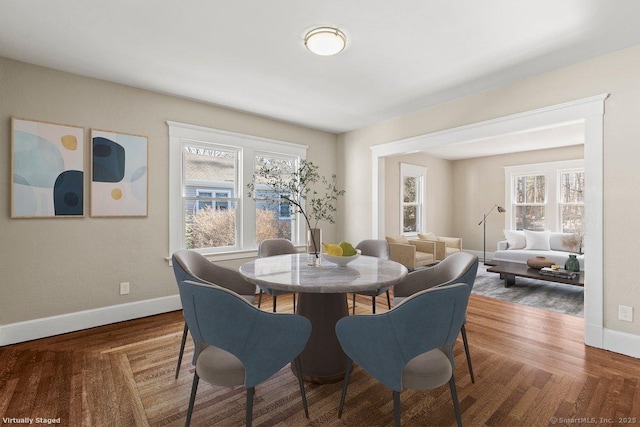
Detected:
left=0, top=57, right=337, bottom=325
left=338, top=43, right=640, bottom=335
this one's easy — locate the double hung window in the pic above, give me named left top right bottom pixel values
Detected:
left=168, top=122, right=307, bottom=256
left=400, top=163, right=427, bottom=235
left=505, top=159, right=584, bottom=234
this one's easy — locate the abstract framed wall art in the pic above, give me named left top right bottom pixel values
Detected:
left=11, top=117, right=85, bottom=218
left=90, top=129, right=148, bottom=217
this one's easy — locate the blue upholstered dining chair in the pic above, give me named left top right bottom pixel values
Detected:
left=336, top=283, right=471, bottom=427
left=171, top=249, right=256, bottom=379
left=257, top=238, right=298, bottom=312
left=393, top=252, right=479, bottom=383
left=178, top=279, right=311, bottom=427
left=351, top=239, right=392, bottom=314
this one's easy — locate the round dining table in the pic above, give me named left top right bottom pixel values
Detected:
left=239, top=253, right=408, bottom=383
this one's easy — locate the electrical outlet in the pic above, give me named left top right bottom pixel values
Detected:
left=619, top=305, right=633, bottom=322
left=120, top=282, right=130, bottom=295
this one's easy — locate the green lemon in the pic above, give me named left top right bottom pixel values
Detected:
left=339, top=241, right=357, bottom=256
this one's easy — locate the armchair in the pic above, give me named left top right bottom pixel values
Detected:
left=172, top=249, right=256, bottom=379
left=393, top=252, right=479, bottom=383
left=336, top=283, right=471, bottom=427
left=417, top=232, right=462, bottom=260
left=178, top=280, right=311, bottom=426
left=386, top=235, right=437, bottom=270
left=257, top=238, right=298, bottom=312
left=351, top=239, right=392, bottom=314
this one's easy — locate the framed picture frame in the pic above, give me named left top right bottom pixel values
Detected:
left=11, top=117, right=85, bottom=218
left=90, top=129, right=148, bottom=217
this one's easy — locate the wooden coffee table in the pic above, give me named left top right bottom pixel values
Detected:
left=486, top=261, right=584, bottom=288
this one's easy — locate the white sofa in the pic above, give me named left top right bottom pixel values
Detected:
left=493, top=230, right=584, bottom=271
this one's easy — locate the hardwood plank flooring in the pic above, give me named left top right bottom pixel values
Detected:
left=2, top=293, right=640, bottom=426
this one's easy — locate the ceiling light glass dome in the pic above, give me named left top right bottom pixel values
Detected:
left=304, top=27, right=346, bottom=56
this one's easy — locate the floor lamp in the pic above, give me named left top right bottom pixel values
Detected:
left=478, top=204, right=506, bottom=265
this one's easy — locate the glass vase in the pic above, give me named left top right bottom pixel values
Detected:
left=564, top=254, right=580, bottom=272
left=307, top=228, right=322, bottom=266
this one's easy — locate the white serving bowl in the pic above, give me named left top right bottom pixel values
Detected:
left=322, top=250, right=361, bottom=266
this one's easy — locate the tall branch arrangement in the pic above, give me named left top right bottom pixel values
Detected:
left=247, top=160, right=345, bottom=256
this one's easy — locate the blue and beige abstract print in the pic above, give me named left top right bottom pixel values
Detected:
left=91, top=130, right=147, bottom=217
left=12, top=118, right=84, bottom=217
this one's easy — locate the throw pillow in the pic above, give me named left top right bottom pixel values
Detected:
left=386, top=235, right=409, bottom=245
left=417, top=232, right=438, bottom=241
left=524, top=230, right=551, bottom=250
left=503, top=230, right=526, bottom=250
left=549, top=232, right=577, bottom=252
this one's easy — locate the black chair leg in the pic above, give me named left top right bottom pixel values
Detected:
left=461, top=324, right=475, bottom=383
left=449, top=375, right=463, bottom=427
left=175, top=322, right=188, bottom=379
left=338, top=359, right=353, bottom=418
left=352, top=294, right=356, bottom=315
left=294, top=356, right=309, bottom=418
left=393, top=390, right=401, bottom=427
left=386, top=290, right=392, bottom=309
left=185, top=373, right=199, bottom=427
left=272, top=295, right=277, bottom=312
left=372, top=296, right=376, bottom=314
left=246, top=386, right=255, bottom=427
left=257, top=290, right=263, bottom=308
left=293, top=294, right=297, bottom=313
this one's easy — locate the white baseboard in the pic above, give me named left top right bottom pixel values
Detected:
left=603, top=327, right=640, bottom=359
left=0, top=295, right=182, bottom=346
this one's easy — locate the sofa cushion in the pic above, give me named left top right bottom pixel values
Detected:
left=418, top=232, right=438, bottom=241
left=386, top=235, right=410, bottom=245
left=524, top=230, right=551, bottom=250
left=504, top=230, right=526, bottom=249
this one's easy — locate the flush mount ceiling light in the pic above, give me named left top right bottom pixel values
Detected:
left=304, top=27, right=346, bottom=56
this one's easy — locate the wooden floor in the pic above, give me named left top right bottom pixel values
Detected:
left=2, top=293, right=640, bottom=426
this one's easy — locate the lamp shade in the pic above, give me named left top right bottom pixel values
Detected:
left=304, top=27, right=346, bottom=56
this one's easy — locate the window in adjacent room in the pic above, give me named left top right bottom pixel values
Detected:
left=559, top=169, right=585, bottom=234
left=513, top=174, right=546, bottom=231
left=505, top=159, right=584, bottom=233
left=400, top=163, right=426, bottom=235
left=168, top=121, right=307, bottom=256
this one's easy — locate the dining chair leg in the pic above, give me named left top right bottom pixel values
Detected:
left=175, top=322, right=189, bottom=379
left=352, top=294, right=356, bottom=315
left=372, top=296, right=376, bottom=314
left=246, top=386, right=255, bottom=427
left=393, top=390, right=401, bottom=427
left=448, top=375, right=463, bottom=427
left=294, top=356, right=309, bottom=418
left=338, top=359, right=353, bottom=418
left=185, top=372, right=199, bottom=427
left=272, top=295, right=277, bottom=312
left=460, top=324, right=475, bottom=383
left=386, top=290, right=391, bottom=309
left=257, top=290, right=264, bottom=308
left=293, top=294, right=297, bottom=313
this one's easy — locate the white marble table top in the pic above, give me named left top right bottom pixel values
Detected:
left=239, top=253, right=408, bottom=293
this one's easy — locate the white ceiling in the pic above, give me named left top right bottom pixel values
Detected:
left=1, top=0, right=638, bottom=156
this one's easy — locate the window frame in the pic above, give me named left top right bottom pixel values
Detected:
left=504, top=159, right=584, bottom=232
left=399, top=163, right=427, bottom=236
left=168, top=121, right=308, bottom=259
